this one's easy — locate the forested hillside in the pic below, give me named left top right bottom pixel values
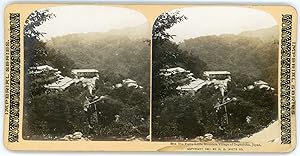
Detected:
left=46, top=26, right=150, bottom=86
left=23, top=9, right=150, bottom=141
left=179, top=26, right=278, bottom=88
left=152, top=12, right=279, bottom=141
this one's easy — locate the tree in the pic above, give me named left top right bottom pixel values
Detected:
left=152, top=11, right=207, bottom=100
left=152, top=11, right=187, bottom=41
left=24, top=9, right=75, bottom=97
left=152, top=10, right=188, bottom=74
left=152, top=95, right=205, bottom=138
left=24, top=9, right=55, bottom=39
left=24, top=9, right=57, bottom=100
left=24, top=9, right=59, bottom=68
left=23, top=9, right=78, bottom=138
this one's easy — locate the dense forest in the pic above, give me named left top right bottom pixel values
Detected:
left=152, top=11, right=278, bottom=141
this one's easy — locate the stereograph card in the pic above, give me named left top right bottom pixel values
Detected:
left=3, top=3, right=297, bottom=152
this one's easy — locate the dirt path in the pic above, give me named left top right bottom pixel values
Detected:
left=240, top=120, right=280, bottom=143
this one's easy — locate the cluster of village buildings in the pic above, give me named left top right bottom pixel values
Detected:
left=159, top=67, right=274, bottom=96
left=159, top=67, right=231, bottom=96
left=29, top=65, right=141, bottom=94
left=29, top=65, right=274, bottom=96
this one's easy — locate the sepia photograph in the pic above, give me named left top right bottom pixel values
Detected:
left=3, top=3, right=296, bottom=152
left=23, top=5, right=150, bottom=141
left=152, top=7, right=279, bottom=142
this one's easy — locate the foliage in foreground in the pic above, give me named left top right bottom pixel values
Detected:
left=152, top=84, right=277, bottom=140
left=24, top=79, right=150, bottom=140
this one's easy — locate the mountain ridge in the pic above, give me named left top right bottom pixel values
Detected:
left=45, top=25, right=150, bottom=85
left=179, top=25, right=279, bottom=88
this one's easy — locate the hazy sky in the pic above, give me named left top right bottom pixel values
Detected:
left=35, top=6, right=147, bottom=40
left=166, top=7, right=277, bottom=42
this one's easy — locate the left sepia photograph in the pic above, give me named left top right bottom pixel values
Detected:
left=23, top=5, right=150, bottom=141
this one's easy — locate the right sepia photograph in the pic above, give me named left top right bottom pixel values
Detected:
left=152, top=7, right=279, bottom=142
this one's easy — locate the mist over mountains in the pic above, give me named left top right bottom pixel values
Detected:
left=179, top=26, right=278, bottom=88
left=239, top=26, right=278, bottom=42
left=46, top=23, right=150, bottom=84
left=107, top=23, right=149, bottom=39
left=45, top=25, right=278, bottom=88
